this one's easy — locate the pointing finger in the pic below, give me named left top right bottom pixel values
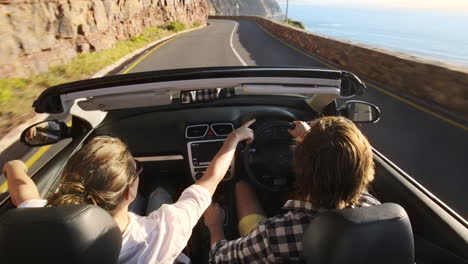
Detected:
left=242, top=119, right=256, bottom=128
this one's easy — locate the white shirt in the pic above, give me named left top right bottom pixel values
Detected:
left=19, top=184, right=212, bottom=264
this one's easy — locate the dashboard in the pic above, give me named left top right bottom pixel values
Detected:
left=95, top=102, right=316, bottom=184
left=186, top=123, right=235, bottom=181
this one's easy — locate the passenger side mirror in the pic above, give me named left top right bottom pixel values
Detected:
left=20, top=120, right=70, bottom=147
left=339, top=101, right=381, bottom=123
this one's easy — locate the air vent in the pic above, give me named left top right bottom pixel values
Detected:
left=186, top=125, right=209, bottom=139
left=211, top=123, right=234, bottom=136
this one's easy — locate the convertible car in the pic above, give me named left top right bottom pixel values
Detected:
left=0, top=67, right=466, bottom=264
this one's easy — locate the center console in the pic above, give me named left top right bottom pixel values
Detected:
left=186, top=124, right=235, bottom=181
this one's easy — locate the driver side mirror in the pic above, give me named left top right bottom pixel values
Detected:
left=20, top=120, right=70, bottom=147
left=339, top=101, right=381, bottom=123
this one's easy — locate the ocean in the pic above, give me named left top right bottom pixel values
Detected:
left=283, top=5, right=468, bottom=67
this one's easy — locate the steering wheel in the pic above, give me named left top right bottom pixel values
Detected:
left=243, top=121, right=296, bottom=192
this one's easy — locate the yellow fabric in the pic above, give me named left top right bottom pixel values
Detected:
left=238, top=214, right=267, bottom=236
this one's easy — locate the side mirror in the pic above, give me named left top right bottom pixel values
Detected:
left=339, top=101, right=381, bottom=123
left=20, top=120, right=70, bottom=147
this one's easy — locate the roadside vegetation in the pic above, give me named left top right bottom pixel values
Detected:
left=162, top=21, right=187, bottom=32
left=0, top=21, right=201, bottom=138
left=283, top=19, right=306, bottom=30
left=193, top=20, right=202, bottom=27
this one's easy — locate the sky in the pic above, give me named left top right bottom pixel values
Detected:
left=276, top=0, right=468, bottom=12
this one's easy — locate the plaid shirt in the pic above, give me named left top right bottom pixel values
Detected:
left=209, top=193, right=380, bottom=264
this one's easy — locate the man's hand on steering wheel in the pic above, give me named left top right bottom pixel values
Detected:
left=243, top=120, right=297, bottom=192
left=288, top=121, right=311, bottom=138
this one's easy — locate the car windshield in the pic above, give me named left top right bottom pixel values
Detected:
left=0, top=0, right=467, bottom=224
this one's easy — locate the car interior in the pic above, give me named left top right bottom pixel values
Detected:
left=0, top=68, right=466, bottom=264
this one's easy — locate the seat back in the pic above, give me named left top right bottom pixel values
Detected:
left=303, top=203, right=414, bottom=264
left=0, top=204, right=122, bottom=264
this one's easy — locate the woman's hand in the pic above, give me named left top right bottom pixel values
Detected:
left=3, top=160, right=28, bottom=179
left=2, top=160, right=40, bottom=207
left=196, top=119, right=256, bottom=195
left=230, top=119, right=255, bottom=144
left=288, top=121, right=311, bottom=138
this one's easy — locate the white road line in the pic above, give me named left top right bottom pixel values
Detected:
left=230, top=21, right=248, bottom=66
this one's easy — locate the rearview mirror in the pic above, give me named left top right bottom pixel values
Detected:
left=20, top=120, right=70, bottom=147
left=339, top=101, right=381, bottom=123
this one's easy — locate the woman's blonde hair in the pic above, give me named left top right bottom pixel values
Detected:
left=47, top=136, right=138, bottom=215
left=294, top=116, right=375, bottom=209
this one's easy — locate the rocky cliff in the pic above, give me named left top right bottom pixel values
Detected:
left=0, top=0, right=209, bottom=78
left=209, top=0, right=281, bottom=18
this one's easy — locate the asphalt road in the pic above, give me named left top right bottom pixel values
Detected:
left=1, top=19, right=466, bottom=217
left=126, top=19, right=468, bottom=217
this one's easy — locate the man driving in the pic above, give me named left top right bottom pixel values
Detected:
left=204, top=116, right=380, bottom=263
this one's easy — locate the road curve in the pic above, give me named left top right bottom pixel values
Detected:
left=124, top=19, right=468, bottom=217
left=129, top=20, right=243, bottom=71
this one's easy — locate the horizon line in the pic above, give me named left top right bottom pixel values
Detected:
left=275, top=2, right=468, bottom=13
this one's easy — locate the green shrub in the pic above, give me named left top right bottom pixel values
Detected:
left=284, top=19, right=306, bottom=30
left=0, top=88, right=12, bottom=104
left=193, top=20, right=201, bottom=27
left=0, top=78, right=27, bottom=91
left=130, top=35, right=148, bottom=44
left=163, top=21, right=186, bottom=32
left=0, top=78, right=27, bottom=104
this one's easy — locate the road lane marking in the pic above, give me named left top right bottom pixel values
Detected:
left=24, top=145, right=53, bottom=168
left=0, top=181, right=7, bottom=193
left=255, top=22, right=468, bottom=131
left=121, top=34, right=185, bottom=74
left=230, top=21, right=248, bottom=66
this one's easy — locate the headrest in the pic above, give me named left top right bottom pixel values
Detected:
left=0, top=205, right=122, bottom=264
left=303, top=203, right=414, bottom=264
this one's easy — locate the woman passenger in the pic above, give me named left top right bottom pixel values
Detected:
left=3, top=119, right=255, bottom=264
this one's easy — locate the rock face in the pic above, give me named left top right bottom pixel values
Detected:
left=0, top=0, right=209, bottom=78
left=209, top=0, right=281, bottom=18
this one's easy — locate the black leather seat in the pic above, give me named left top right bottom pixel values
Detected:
left=303, top=203, right=414, bottom=264
left=0, top=204, right=122, bottom=264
